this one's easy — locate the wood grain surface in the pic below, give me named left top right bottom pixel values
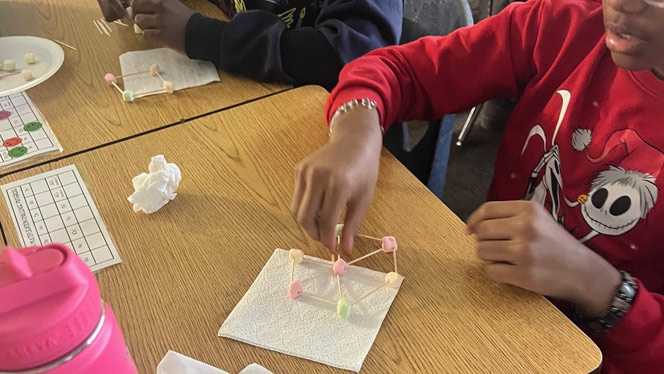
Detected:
left=0, top=86, right=601, bottom=373
left=0, top=0, right=289, bottom=173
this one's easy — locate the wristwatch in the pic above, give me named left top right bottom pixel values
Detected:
left=572, top=270, right=639, bottom=334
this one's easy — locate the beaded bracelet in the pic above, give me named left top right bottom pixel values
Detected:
left=328, top=98, right=380, bottom=136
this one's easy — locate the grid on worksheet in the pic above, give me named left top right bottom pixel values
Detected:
left=0, top=93, right=54, bottom=162
left=10, top=169, right=116, bottom=268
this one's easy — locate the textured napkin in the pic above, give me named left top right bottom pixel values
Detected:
left=238, top=364, right=273, bottom=374
left=218, top=249, right=403, bottom=372
left=157, top=350, right=229, bottom=374
left=119, top=48, right=220, bottom=96
left=156, top=350, right=274, bottom=374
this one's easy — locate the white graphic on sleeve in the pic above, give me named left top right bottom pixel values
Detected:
left=521, top=90, right=571, bottom=223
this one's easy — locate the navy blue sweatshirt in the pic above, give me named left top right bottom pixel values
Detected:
left=185, top=0, right=402, bottom=90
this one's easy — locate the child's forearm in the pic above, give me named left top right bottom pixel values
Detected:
left=325, top=0, right=546, bottom=133
left=185, top=0, right=402, bottom=89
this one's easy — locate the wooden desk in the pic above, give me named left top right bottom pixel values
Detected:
left=0, top=86, right=601, bottom=373
left=0, top=0, right=289, bottom=172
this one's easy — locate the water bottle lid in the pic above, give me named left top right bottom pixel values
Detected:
left=0, top=244, right=102, bottom=371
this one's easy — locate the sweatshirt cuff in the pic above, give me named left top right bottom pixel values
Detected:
left=325, top=88, right=387, bottom=132
left=599, top=278, right=664, bottom=353
left=185, top=13, right=227, bottom=65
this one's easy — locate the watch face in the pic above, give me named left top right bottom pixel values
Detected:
left=620, top=282, right=637, bottom=299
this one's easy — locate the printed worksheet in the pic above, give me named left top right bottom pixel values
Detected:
left=2, top=165, right=121, bottom=272
left=0, top=91, right=60, bottom=167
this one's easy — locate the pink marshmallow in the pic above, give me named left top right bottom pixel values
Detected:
left=149, top=64, right=160, bottom=76
left=332, top=258, right=348, bottom=276
left=287, top=280, right=303, bottom=299
left=104, top=73, right=117, bottom=85
left=382, top=236, right=397, bottom=253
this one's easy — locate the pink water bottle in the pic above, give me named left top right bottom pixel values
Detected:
left=0, top=244, right=137, bottom=374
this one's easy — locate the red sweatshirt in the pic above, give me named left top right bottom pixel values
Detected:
left=325, top=0, right=664, bottom=372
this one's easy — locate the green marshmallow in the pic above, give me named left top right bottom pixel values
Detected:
left=3, top=59, right=15, bottom=72
left=337, top=298, right=350, bottom=319
left=123, top=90, right=134, bottom=102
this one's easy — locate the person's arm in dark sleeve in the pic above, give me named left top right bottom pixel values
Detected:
left=185, top=0, right=403, bottom=90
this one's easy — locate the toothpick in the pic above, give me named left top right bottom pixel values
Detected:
left=113, top=20, right=129, bottom=26
left=99, top=20, right=111, bottom=36
left=52, top=39, right=78, bottom=51
left=115, top=70, right=151, bottom=79
left=134, top=88, right=167, bottom=98
left=155, top=72, right=166, bottom=82
left=301, top=292, right=336, bottom=306
left=352, top=282, right=388, bottom=306
left=290, top=260, right=294, bottom=282
left=93, top=20, right=104, bottom=35
left=347, top=248, right=382, bottom=265
left=336, top=274, right=343, bottom=300
left=357, top=233, right=382, bottom=242
left=111, top=82, right=123, bottom=95
left=99, top=18, right=113, bottom=34
left=0, top=71, right=20, bottom=80
left=393, top=251, right=398, bottom=273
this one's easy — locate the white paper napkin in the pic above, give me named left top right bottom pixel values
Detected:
left=157, top=351, right=273, bottom=374
left=238, top=363, right=274, bottom=374
left=119, top=48, right=220, bottom=95
left=157, top=350, right=229, bottom=374
left=218, top=249, right=403, bottom=372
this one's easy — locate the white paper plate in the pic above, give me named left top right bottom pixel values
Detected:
left=0, top=36, right=65, bottom=96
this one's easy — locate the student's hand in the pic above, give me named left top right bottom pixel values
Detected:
left=97, top=0, right=129, bottom=22
left=291, top=108, right=383, bottom=254
left=131, top=0, right=194, bottom=54
left=466, top=200, right=622, bottom=317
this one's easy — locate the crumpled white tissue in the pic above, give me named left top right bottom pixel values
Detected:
left=127, top=155, right=181, bottom=214
left=156, top=351, right=274, bottom=374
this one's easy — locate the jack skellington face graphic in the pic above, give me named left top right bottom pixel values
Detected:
left=569, top=127, right=663, bottom=244
left=579, top=166, right=658, bottom=242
